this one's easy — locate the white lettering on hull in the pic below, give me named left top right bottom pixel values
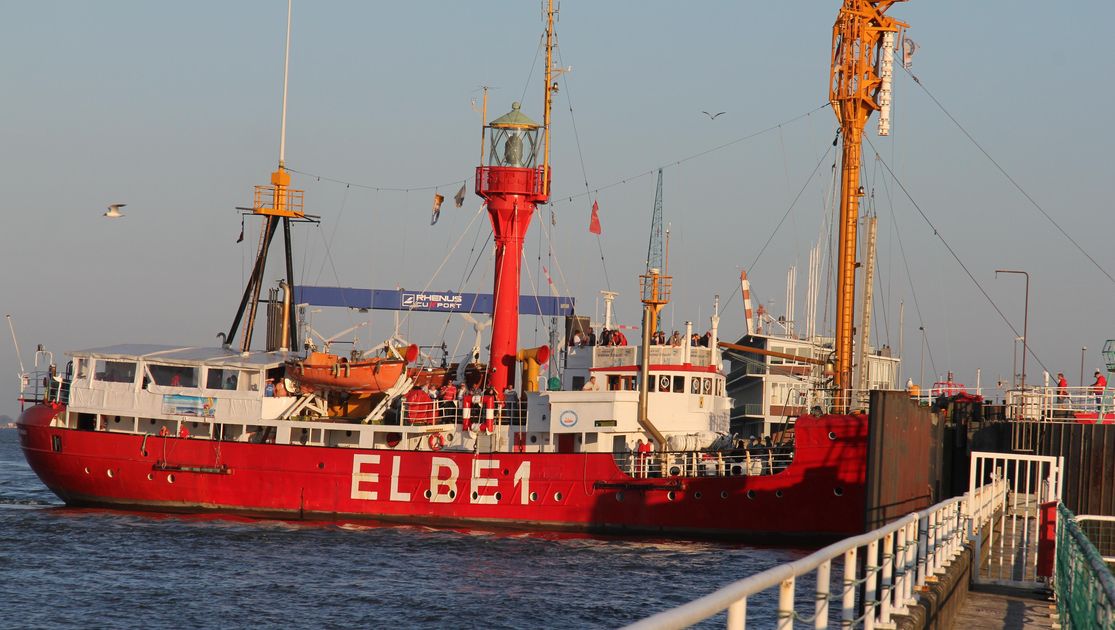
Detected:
left=351, top=454, right=381, bottom=500
left=389, top=455, right=410, bottom=501
left=430, top=457, right=459, bottom=503
left=349, top=455, right=533, bottom=505
left=471, top=459, right=499, bottom=504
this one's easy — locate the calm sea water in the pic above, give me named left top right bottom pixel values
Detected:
left=0, top=429, right=808, bottom=629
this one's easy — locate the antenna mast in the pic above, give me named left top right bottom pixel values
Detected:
left=829, top=0, right=906, bottom=412
left=646, top=169, right=665, bottom=331
left=225, top=0, right=308, bottom=353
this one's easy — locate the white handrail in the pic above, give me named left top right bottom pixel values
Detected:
left=624, top=477, right=1007, bottom=630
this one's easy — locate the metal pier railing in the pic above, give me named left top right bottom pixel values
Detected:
left=623, top=476, right=1007, bottom=630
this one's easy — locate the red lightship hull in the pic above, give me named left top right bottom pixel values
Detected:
left=19, top=405, right=869, bottom=541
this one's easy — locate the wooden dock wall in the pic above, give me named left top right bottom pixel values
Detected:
left=1037, top=423, right=1115, bottom=517
left=864, top=391, right=946, bottom=531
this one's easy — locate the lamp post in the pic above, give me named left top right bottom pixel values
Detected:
left=996, top=269, right=1030, bottom=398
left=1080, top=346, right=1087, bottom=387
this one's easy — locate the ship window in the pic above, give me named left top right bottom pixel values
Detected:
left=206, top=368, right=242, bottom=391
left=691, top=377, right=701, bottom=394
left=94, top=360, right=136, bottom=384
left=672, top=376, right=684, bottom=393
left=702, top=378, right=712, bottom=395
left=149, top=364, right=199, bottom=388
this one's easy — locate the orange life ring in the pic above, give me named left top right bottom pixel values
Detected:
left=427, top=432, right=445, bottom=451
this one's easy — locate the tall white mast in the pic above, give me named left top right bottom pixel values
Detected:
left=278, top=0, right=293, bottom=167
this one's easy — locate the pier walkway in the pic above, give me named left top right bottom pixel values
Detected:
left=954, top=585, right=1056, bottom=629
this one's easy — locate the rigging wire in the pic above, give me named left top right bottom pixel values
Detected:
left=553, top=40, right=611, bottom=291
left=899, top=64, right=1115, bottom=287
left=282, top=104, right=828, bottom=217
left=866, top=137, right=1050, bottom=376
left=549, top=104, right=831, bottom=206
left=875, top=154, right=936, bottom=379
left=722, top=139, right=836, bottom=312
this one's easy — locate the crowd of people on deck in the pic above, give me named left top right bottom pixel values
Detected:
left=570, top=327, right=713, bottom=348
left=401, top=380, right=523, bottom=432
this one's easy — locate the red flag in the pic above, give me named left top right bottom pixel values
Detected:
left=588, top=199, right=602, bottom=235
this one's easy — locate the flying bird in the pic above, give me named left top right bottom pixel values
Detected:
left=103, top=203, right=126, bottom=218
left=702, top=111, right=726, bottom=120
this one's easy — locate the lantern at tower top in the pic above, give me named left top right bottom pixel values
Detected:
left=486, top=102, right=541, bottom=169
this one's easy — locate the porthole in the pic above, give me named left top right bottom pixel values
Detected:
left=746, top=490, right=756, bottom=500
left=83, top=467, right=90, bottom=475
left=424, top=489, right=432, bottom=500
left=471, top=491, right=479, bottom=500
left=616, top=492, right=625, bottom=503
left=113, top=417, right=121, bottom=424
left=828, top=431, right=837, bottom=441
left=666, top=491, right=676, bottom=502
left=147, top=473, right=154, bottom=481
left=694, top=491, right=702, bottom=500
left=167, top=474, right=176, bottom=484
left=530, top=435, right=538, bottom=444
left=775, top=490, right=784, bottom=498
left=553, top=492, right=563, bottom=502
left=529, top=492, right=538, bottom=502
left=106, top=469, right=114, bottom=478
left=720, top=490, right=729, bottom=499
left=449, top=490, right=456, bottom=500
left=494, top=492, right=502, bottom=502
left=318, top=462, right=325, bottom=469
left=668, top=465, right=682, bottom=476
left=446, top=433, right=454, bottom=443
left=502, top=469, right=510, bottom=476
left=834, top=487, right=844, bottom=497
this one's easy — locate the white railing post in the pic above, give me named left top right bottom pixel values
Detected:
left=727, top=598, right=746, bottom=630
left=843, top=548, right=857, bottom=628
left=815, top=560, right=830, bottom=630
left=865, top=539, right=878, bottom=630
left=892, top=524, right=909, bottom=615
left=778, top=577, right=795, bottom=630
left=917, top=515, right=928, bottom=585
left=879, top=531, right=894, bottom=624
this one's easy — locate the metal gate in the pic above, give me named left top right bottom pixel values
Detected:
left=969, top=451, right=1064, bottom=588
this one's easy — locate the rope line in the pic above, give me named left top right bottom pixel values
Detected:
left=900, top=64, right=1115, bottom=286
left=867, top=137, right=1050, bottom=376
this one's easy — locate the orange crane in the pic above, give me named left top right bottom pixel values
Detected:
left=829, top=0, right=907, bottom=412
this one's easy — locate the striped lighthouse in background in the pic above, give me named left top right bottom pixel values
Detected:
left=740, top=270, right=756, bottom=336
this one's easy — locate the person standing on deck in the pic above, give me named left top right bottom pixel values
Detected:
left=1055, top=372, right=1069, bottom=408
left=1092, top=370, right=1108, bottom=414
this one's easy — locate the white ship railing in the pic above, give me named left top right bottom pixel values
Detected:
left=399, top=399, right=526, bottom=427
left=623, top=475, right=1007, bottom=630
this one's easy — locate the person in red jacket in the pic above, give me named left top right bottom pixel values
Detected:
left=1092, top=370, right=1108, bottom=413
left=1056, top=372, right=1069, bottom=407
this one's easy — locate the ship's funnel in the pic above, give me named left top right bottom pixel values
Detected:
left=516, top=345, right=550, bottom=393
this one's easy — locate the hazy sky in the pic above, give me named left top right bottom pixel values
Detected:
left=2, top=1, right=1113, bottom=416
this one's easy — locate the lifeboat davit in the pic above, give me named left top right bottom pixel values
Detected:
left=287, top=345, right=419, bottom=394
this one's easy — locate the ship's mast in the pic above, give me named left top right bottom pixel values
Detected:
left=226, top=0, right=306, bottom=353
left=829, top=0, right=906, bottom=411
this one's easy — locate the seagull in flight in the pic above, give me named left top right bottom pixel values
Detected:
left=103, top=203, right=126, bottom=218
left=702, top=111, right=726, bottom=120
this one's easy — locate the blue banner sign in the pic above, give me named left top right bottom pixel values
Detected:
left=293, top=286, right=575, bottom=317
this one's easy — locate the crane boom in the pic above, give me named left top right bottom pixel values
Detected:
left=829, top=0, right=907, bottom=412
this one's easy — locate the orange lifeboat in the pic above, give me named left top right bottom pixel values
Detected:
left=287, top=345, right=418, bottom=394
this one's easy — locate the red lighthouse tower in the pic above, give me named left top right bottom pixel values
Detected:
left=475, top=102, right=549, bottom=392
